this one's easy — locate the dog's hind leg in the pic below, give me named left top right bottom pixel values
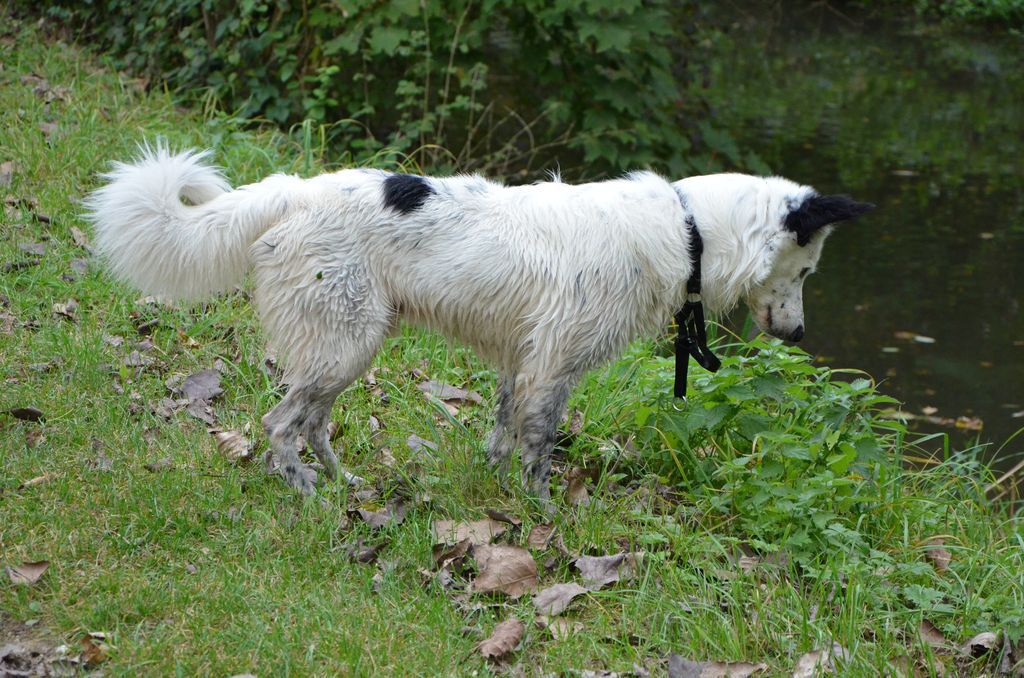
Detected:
left=253, top=227, right=392, bottom=495
left=303, top=399, right=364, bottom=486
left=262, top=381, right=336, bottom=495
left=486, top=372, right=518, bottom=472
left=262, top=346, right=382, bottom=495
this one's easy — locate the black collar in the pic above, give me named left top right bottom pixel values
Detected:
left=673, top=204, right=721, bottom=399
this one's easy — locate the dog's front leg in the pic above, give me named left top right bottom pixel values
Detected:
left=486, top=372, right=518, bottom=473
left=262, top=371, right=373, bottom=494
left=516, top=376, right=574, bottom=506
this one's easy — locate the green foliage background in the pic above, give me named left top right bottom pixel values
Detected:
left=37, top=0, right=724, bottom=179
left=859, top=0, right=1024, bottom=24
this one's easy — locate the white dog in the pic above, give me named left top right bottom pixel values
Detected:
left=85, top=147, right=872, bottom=501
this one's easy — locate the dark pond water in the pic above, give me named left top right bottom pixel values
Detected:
left=696, top=2, right=1024, bottom=462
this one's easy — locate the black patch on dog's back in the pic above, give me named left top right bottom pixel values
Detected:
left=383, top=174, right=434, bottom=214
left=785, top=194, right=875, bottom=246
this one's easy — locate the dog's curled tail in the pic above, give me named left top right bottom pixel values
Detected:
left=84, top=145, right=301, bottom=301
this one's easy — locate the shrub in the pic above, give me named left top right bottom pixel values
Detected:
left=33, top=0, right=737, bottom=179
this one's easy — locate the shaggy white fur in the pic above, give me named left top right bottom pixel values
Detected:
left=85, top=146, right=872, bottom=501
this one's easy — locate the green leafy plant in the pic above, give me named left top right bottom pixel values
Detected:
left=624, top=339, right=907, bottom=560
left=30, top=0, right=752, bottom=179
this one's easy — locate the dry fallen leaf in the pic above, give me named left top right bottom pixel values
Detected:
left=1, top=311, right=17, bottom=334
left=484, top=508, right=522, bottom=527
left=527, top=523, right=557, bottom=549
left=919, top=619, right=950, bottom=650
left=80, top=633, right=109, bottom=668
left=433, top=519, right=507, bottom=546
left=954, top=416, right=983, bottom=432
left=479, top=618, right=524, bottom=660
left=18, top=241, right=46, bottom=256
left=188, top=401, right=217, bottom=425
left=574, top=552, right=641, bottom=590
left=536, top=616, right=583, bottom=641
left=144, top=457, right=173, bottom=473
left=568, top=409, right=584, bottom=435
left=377, top=447, right=397, bottom=467
left=5, top=406, right=44, bottom=422
left=433, top=538, right=472, bottom=570
left=327, top=420, right=341, bottom=440
left=350, top=499, right=407, bottom=530
left=346, top=538, right=389, bottom=564
left=69, top=258, right=89, bottom=276
left=89, top=449, right=113, bottom=472
left=124, top=350, right=154, bottom=368
left=532, top=582, right=588, bottom=616
left=737, top=555, right=760, bottom=575
left=791, top=644, right=850, bottom=677
left=6, top=194, right=39, bottom=210
left=472, top=544, right=538, bottom=598
left=52, top=299, right=79, bottom=321
left=0, top=160, right=13, bottom=187
left=418, top=566, right=458, bottom=593
left=7, top=560, right=50, bottom=586
left=151, top=397, right=184, bottom=420
left=960, top=631, right=999, bottom=658
left=19, top=473, right=53, bottom=489
left=566, top=472, right=591, bottom=506
left=70, top=226, right=91, bottom=249
left=22, top=75, right=70, bottom=103
left=2, top=260, right=41, bottom=274
left=417, top=380, right=483, bottom=404
left=0, top=642, right=62, bottom=676
left=352, top=486, right=380, bottom=503
left=526, top=523, right=572, bottom=558
left=3, top=258, right=42, bottom=275
left=169, top=369, right=223, bottom=424
left=211, top=429, right=253, bottom=462
left=406, top=434, right=438, bottom=454
left=668, top=655, right=768, bottom=678
left=174, top=369, right=221, bottom=400
left=372, top=560, right=395, bottom=592
left=923, top=537, right=951, bottom=572
left=351, top=508, right=391, bottom=530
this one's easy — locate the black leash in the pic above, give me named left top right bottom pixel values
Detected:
left=673, top=218, right=721, bottom=400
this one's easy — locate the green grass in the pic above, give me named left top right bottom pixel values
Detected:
left=2, top=13, right=1023, bottom=677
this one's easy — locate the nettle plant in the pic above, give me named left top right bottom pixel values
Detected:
left=38, top=0, right=748, bottom=179
left=626, top=340, right=904, bottom=560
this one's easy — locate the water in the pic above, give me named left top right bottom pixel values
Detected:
left=696, top=2, right=1024, bottom=460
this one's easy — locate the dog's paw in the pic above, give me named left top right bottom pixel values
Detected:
left=262, top=448, right=278, bottom=475
left=308, top=460, right=363, bottom=487
left=281, top=462, right=318, bottom=496
left=340, top=469, right=365, bottom=487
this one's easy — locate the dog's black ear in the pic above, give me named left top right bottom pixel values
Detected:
left=785, top=194, right=875, bottom=246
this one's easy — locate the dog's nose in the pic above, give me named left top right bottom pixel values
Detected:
left=789, top=325, right=804, bottom=343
